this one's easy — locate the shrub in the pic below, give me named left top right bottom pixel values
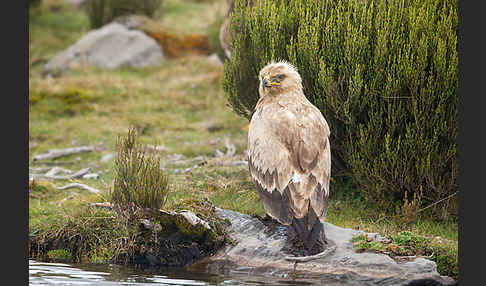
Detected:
left=207, top=16, right=227, bottom=62
left=111, top=127, right=170, bottom=212
left=222, top=0, right=458, bottom=217
left=46, top=249, right=73, bottom=262
left=85, top=0, right=162, bottom=29
left=29, top=0, right=42, bottom=10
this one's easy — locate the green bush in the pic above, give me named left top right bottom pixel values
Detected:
left=85, top=0, right=162, bottom=29
left=222, top=0, right=458, bottom=217
left=111, top=127, right=170, bottom=211
left=47, top=249, right=73, bottom=262
left=29, top=0, right=42, bottom=9
left=207, top=16, right=227, bottom=62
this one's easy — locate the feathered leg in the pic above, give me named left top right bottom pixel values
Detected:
left=287, top=208, right=327, bottom=256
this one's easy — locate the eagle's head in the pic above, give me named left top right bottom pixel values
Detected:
left=258, top=60, right=303, bottom=98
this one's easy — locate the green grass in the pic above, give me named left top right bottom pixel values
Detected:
left=29, top=0, right=457, bottom=280
left=351, top=231, right=458, bottom=280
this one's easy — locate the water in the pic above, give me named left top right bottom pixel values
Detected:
left=29, top=260, right=352, bottom=286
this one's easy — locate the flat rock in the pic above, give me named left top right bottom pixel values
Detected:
left=44, top=22, right=164, bottom=75
left=195, top=209, right=456, bottom=286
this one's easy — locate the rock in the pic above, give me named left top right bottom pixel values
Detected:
left=44, top=22, right=164, bottom=76
left=63, top=0, right=86, bottom=7
left=193, top=209, right=456, bottom=286
left=128, top=206, right=229, bottom=267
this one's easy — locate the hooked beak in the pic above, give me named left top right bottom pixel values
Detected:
left=262, top=76, right=280, bottom=89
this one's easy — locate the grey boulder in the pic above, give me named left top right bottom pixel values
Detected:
left=44, top=22, right=163, bottom=75
left=193, top=209, right=456, bottom=286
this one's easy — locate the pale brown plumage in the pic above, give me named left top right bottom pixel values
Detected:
left=248, top=61, right=331, bottom=255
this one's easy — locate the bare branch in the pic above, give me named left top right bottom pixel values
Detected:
left=30, top=168, right=91, bottom=180
left=32, top=145, right=95, bottom=161
left=45, top=167, right=73, bottom=177
left=57, top=182, right=101, bottom=194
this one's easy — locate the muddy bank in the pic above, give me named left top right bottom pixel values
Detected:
left=190, top=209, right=456, bottom=286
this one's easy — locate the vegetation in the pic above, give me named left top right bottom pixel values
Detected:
left=29, top=0, right=42, bottom=10
left=85, top=0, right=163, bottom=29
left=28, top=0, right=457, bottom=280
left=351, top=231, right=458, bottom=280
left=223, top=0, right=458, bottom=219
left=111, top=127, right=170, bottom=211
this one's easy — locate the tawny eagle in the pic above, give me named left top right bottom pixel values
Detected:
left=248, top=61, right=331, bottom=255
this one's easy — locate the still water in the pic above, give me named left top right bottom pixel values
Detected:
left=29, top=260, right=352, bottom=286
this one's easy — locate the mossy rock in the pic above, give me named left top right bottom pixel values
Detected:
left=113, top=198, right=231, bottom=267
left=351, top=231, right=457, bottom=280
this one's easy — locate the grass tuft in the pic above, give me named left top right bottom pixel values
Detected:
left=111, top=127, right=170, bottom=211
left=351, top=231, right=458, bottom=280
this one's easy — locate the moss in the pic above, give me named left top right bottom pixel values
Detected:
left=29, top=179, right=58, bottom=200
left=351, top=231, right=457, bottom=280
left=29, top=87, right=100, bottom=118
left=170, top=197, right=231, bottom=242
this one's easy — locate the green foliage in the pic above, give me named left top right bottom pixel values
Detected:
left=207, top=16, right=227, bottom=62
left=29, top=0, right=42, bottom=10
left=47, top=249, right=72, bottom=262
left=351, top=234, right=386, bottom=253
left=29, top=207, right=128, bottom=263
left=29, top=87, right=100, bottom=118
left=222, top=0, right=458, bottom=217
left=351, top=231, right=457, bottom=279
left=85, top=0, right=162, bottom=29
left=111, top=127, right=170, bottom=211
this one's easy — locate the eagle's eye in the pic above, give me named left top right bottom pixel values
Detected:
left=272, top=74, right=286, bottom=82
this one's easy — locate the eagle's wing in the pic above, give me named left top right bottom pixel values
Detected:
left=248, top=96, right=330, bottom=225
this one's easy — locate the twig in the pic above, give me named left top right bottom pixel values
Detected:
left=45, top=167, right=73, bottom=177
left=374, top=192, right=458, bottom=224
left=30, top=160, right=78, bottom=166
left=58, top=194, right=75, bottom=207
left=57, top=182, right=101, bottom=194
left=32, top=145, right=95, bottom=161
left=88, top=202, right=113, bottom=210
left=30, top=168, right=91, bottom=180
left=284, top=245, right=337, bottom=262
left=29, top=167, right=52, bottom=173
left=167, top=156, right=206, bottom=166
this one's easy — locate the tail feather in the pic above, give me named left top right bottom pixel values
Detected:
left=287, top=208, right=326, bottom=255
